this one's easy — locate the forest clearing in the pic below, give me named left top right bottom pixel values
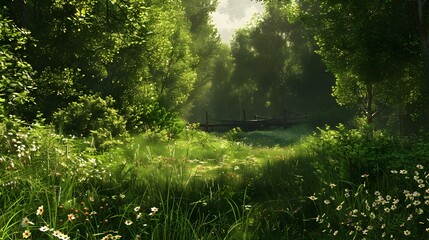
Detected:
left=2, top=0, right=429, bottom=239
left=1, top=122, right=428, bottom=239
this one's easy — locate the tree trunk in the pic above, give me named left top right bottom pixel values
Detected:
left=366, top=84, right=373, bottom=124
left=416, top=0, right=429, bottom=129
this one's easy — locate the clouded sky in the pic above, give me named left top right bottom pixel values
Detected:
left=211, top=0, right=264, bottom=43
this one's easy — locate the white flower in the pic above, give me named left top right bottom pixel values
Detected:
left=36, top=205, right=44, bottom=216
left=308, top=195, right=318, bottom=201
left=22, top=230, right=31, bottom=239
left=21, top=217, right=34, bottom=227
left=39, top=226, right=49, bottom=232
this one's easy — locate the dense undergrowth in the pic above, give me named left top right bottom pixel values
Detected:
left=1, top=118, right=428, bottom=239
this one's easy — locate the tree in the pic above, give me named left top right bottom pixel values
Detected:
left=181, top=0, right=223, bottom=121
left=226, top=1, right=336, bottom=119
left=2, top=0, right=198, bottom=133
left=261, top=0, right=424, bottom=127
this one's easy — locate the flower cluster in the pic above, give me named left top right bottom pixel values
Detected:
left=312, top=164, right=429, bottom=239
left=20, top=205, right=71, bottom=240
left=19, top=193, right=160, bottom=240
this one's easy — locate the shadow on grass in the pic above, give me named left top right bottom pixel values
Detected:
left=237, top=124, right=314, bottom=147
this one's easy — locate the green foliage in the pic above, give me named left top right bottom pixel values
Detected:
left=225, top=127, right=243, bottom=142
left=285, top=0, right=423, bottom=124
left=224, top=2, right=337, bottom=119
left=53, top=94, right=127, bottom=149
left=303, top=124, right=429, bottom=182
left=126, top=100, right=185, bottom=137
left=0, top=11, right=34, bottom=117
left=1, top=0, right=199, bottom=135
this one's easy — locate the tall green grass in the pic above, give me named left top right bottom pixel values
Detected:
left=1, top=120, right=428, bottom=239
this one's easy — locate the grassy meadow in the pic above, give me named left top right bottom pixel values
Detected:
left=1, top=119, right=429, bottom=240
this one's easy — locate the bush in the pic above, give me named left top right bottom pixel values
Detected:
left=53, top=94, right=127, bottom=149
left=125, top=101, right=185, bottom=138
left=302, top=124, right=429, bottom=182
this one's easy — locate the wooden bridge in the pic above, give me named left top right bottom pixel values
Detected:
left=199, top=110, right=307, bottom=132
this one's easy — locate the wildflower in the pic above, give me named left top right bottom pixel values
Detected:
left=324, top=199, right=331, bottom=205
left=416, top=164, right=424, bottom=170
left=125, top=220, right=133, bottom=225
left=36, top=205, right=44, bottom=216
left=67, top=213, right=75, bottom=221
left=329, top=183, right=336, bottom=189
left=21, top=217, right=34, bottom=227
left=384, top=207, right=390, bottom=213
left=39, top=226, right=49, bottom=232
left=333, top=230, right=338, bottom=236
left=413, top=200, right=421, bottom=206
left=149, top=207, right=159, bottom=216
left=336, top=204, right=343, bottom=211
left=308, top=195, right=318, bottom=201
left=404, top=230, right=411, bottom=236
left=374, top=191, right=381, bottom=196
left=407, top=214, right=413, bottom=221
left=120, top=193, right=125, bottom=199
left=23, top=230, right=31, bottom=238
left=391, top=170, right=398, bottom=174
left=136, top=212, right=142, bottom=219
left=53, top=230, right=63, bottom=238
left=416, top=208, right=424, bottom=215
left=134, top=206, right=141, bottom=212
left=400, top=170, right=408, bottom=174
left=369, top=212, right=376, bottom=219
left=361, top=174, right=369, bottom=178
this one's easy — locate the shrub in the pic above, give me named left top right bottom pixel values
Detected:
left=125, top=101, right=185, bottom=138
left=53, top=94, right=127, bottom=149
left=302, top=124, right=429, bottom=182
